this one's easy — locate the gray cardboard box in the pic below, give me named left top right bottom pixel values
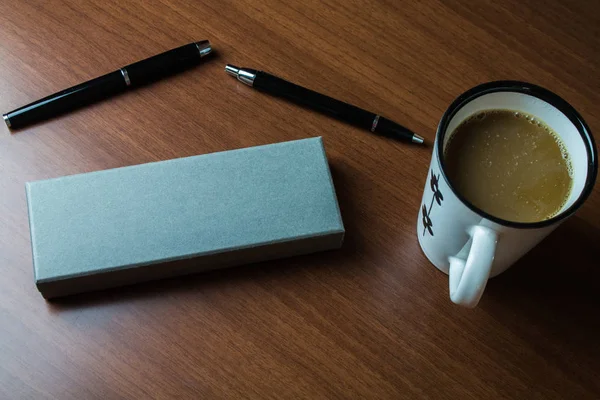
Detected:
left=26, top=137, right=344, bottom=298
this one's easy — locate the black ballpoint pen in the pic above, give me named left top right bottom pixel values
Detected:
left=3, top=41, right=212, bottom=130
left=224, top=64, right=424, bottom=144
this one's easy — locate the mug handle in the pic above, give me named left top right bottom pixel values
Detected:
left=448, top=225, right=498, bottom=308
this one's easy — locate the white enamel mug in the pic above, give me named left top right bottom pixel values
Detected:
left=417, top=81, right=598, bottom=308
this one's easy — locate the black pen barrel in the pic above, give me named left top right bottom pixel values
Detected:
left=224, top=64, right=422, bottom=144
left=3, top=41, right=211, bottom=130
left=4, top=71, right=126, bottom=129
left=253, top=71, right=376, bottom=128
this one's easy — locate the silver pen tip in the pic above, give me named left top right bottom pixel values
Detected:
left=225, top=65, right=256, bottom=87
left=3, top=114, right=11, bottom=129
left=225, top=64, right=240, bottom=77
left=412, top=134, right=425, bottom=144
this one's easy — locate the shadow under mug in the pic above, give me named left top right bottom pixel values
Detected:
left=417, top=81, right=598, bottom=308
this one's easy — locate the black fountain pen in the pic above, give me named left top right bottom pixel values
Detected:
left=225, top=64, right=424, bottom=144
left=3, top=41, right=212, bottom=130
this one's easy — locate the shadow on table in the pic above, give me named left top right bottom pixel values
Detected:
left=47, top=161, right=364, bottom=312
left=482, top=215, right=600, bottom=366
left=485, top=215, right=600, bottom=304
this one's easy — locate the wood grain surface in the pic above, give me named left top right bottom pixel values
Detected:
left=1, top=0, right=599, bottom=398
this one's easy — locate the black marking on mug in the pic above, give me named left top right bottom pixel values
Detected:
left=422, top=170, right=444, bottom=236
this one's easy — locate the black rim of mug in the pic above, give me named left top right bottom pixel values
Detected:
left=436, top=80, right=598, bottom=229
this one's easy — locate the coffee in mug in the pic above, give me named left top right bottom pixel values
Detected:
left=444, top=109, right=572, bottom=223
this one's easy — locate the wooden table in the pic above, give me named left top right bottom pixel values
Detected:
left=1, top=0, right=599, bottom=398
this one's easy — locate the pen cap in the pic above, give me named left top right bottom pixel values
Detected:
left=125, top=41, right=211, bottom=86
